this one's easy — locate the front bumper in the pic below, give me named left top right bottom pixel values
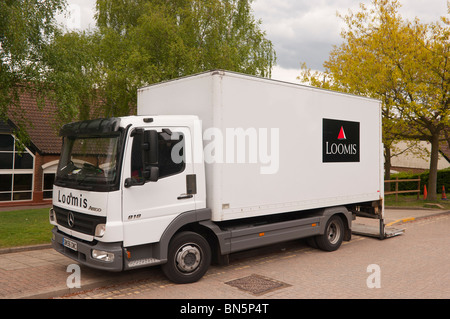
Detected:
left=51, top=227, right=124, bottom=272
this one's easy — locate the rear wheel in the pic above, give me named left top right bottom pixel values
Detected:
left=315, top=215, right=344, bottom=252
left=306, top=236, right=318, bottom=249
left=162, top=231, right=211, bottom=284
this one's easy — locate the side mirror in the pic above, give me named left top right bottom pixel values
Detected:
left=142, top=130, right=158, bottom=165
left=127, top=128, right=160, bottom=188
left=124, top=177, right=143, bottom=188
left=148, top=166, right=159, bottom=182
left=125, top=167, right=158, bottom=188
left=142, top=130, right=159, bottom=182
left=143, top=165, right=159, bottom=181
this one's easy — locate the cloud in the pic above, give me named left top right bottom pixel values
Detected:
left=56, top=0, right=96, bottom=31
left=253, top=0, right=363, bottom=70
left=253, top=0, right=448, bottom=76
left=398, top=0, right=449, bottom=22
left=270, top=65, right=302, bottom=83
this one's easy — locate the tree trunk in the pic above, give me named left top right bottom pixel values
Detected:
left=427, top=132, right=440, bottom=201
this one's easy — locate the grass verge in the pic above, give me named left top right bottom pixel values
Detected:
left=385, top=194, right=450, bottom=210
left=0, top=207, right=53, bottom=249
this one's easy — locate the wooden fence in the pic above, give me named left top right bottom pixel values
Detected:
left=384, top=177, right=421, bottom=201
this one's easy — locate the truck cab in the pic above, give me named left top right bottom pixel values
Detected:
left=50, top=115, right=208, bottom=277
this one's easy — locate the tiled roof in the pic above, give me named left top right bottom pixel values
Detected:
left=6, top=90, right=62, bottom=155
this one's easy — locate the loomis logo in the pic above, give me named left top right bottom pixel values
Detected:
left=58, top=190, right=88, bottom=208
left=323, top=118, right=360, bottom=163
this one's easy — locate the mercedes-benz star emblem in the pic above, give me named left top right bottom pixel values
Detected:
left=67, top=212, right=75, bottom=228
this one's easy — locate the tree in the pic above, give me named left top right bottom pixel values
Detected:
left=44, top=0, right=276, bottom=119
left=0, top=0, right=65, bottom=145
left=41, top=30, right=103, bottom=124
left=299, top=0, right=449, bottom=200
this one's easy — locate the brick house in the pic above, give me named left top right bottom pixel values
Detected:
left=0, top=91, right=62, bottom=207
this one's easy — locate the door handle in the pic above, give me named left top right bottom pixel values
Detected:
left=177, top=194, right=193, bottom=200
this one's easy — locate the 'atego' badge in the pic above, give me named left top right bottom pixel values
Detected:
left=323, top=118, right=360, bottom=163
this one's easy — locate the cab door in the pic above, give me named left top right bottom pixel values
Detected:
left=122, top=126, right=195, bottom=247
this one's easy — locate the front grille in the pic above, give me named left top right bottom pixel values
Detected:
left=54, top=206, right=106, bottom=236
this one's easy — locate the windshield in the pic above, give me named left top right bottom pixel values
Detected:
left=56, top=136, right=120, bottom=188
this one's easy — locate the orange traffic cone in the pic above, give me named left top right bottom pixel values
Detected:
left=442, top=186, right=447, bottom=200
left=423, top=185, right=427, bottom=200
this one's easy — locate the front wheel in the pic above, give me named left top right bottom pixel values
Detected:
left=162, top=231, right=211, bottom=284
left=315, top=215, right=344, bottom=252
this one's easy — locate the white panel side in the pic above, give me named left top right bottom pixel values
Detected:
left=215, top=72, right=382, bottom=221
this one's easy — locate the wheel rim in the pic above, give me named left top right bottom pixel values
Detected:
left=327, top=220, right=341, bottom=245
left=175, top=243, right=202, bottom=273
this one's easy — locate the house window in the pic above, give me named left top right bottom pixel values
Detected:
left=43, top=173, right=55, bottom=199
left=42, top=160, right=59, bottom=200
left=0, top=134, right=35, bottom=202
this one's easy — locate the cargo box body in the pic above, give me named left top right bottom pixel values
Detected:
left=138, top=70, right=383, bottom=222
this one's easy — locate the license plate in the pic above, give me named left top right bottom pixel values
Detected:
left=63, top=238, right=78, bottom=251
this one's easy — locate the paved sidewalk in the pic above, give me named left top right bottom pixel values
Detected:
left=0, top=208, right=449, bottom=299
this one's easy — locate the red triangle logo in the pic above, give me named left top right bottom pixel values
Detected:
left=338, top=126, right=346, bottom=140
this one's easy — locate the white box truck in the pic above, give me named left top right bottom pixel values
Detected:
left=50, top=70, right=384, bottom=283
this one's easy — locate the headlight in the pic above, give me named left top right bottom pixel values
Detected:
left=49, top=208, right=56, bottom=223
left=92, top=249, right=115, bottom=262
left=95, top=224, right=106, bottom=237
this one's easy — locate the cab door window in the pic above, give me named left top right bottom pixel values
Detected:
left=130, top=129, right=185, bottom=182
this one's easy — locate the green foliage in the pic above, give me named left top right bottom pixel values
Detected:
left=0, top=0, right=66, bottom=145
left=44, top=0, right=276, bottom=119
left=41, top=30, right=103, bottom=124
left=2, top=0, right=275, bottom=139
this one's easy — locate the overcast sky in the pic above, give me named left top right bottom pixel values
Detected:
left=60, top=0, right=449, bottom=83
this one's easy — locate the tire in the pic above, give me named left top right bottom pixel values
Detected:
left=315, top=215, right=344, bottom=252
left=162, top=231, right=211, bottom=284
left=306, top=236, right=318, bottom=249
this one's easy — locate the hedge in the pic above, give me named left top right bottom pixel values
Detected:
left=388, top=168, right=450, bottom=194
